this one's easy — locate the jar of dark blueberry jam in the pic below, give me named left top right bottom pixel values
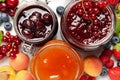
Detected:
left=61, top=0, right=116, bottom=51
left=14, top=1, right=58, bottom=45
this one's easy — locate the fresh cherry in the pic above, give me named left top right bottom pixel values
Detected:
left=6, top=0, right=19, bottom=8
left=0, top=3, right=8, bottom=12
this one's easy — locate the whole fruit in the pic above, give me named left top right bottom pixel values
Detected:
left=9, top=52, right=29, bottom=71
left=6, top=0, right=18, bottom=8
left=84, top=55, right=102, bottom=77
left=15, top=70, right=35, bottom=80
left=108, top=67, right=120, bottom=80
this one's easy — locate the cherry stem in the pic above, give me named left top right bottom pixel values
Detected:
left=82, top=0, right=93, bottom=25
left=82, top=0, right=87, bottom=14
left=6, top=42, right=15, bottom=56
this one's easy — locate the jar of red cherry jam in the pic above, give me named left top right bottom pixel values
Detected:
left=61, top=0, right=116, bottom=51
left=14, top=1, right=58, bottom=53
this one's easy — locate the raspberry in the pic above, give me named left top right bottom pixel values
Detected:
left=101, top=50, right=113, bottom=58
left=100, top=55, right=110, bottom=65
left=105, top=59, right=114, bottom=68
left=99, top=49, right=113, bottom=65
left=79, top=75, right=88, bottom=80
left=87, top=76, right=96, bottom=80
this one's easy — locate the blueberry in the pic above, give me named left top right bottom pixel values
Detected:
left=0, top=17, right=3, bottom=25
left=111, top=36, right=120, bottom=44
left=117, top=61, right=120, bottom=66
left=4, top=22, right=12, bottom=31
left=104, top=41, right=112, bottom=49
left=100, top=67, right=108, bottom=76
left=1, top=12, right=9, bottom=22
left=56, top=6, right=64, bottom=15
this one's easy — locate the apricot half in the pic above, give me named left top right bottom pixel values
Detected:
left=15, top=70, right=35, bottom=80
left=0, top=66, right=15, bottom=80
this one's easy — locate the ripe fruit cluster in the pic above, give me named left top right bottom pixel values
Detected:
left=0, top=0, right=19, bottom=17
left=0, top=31, right=21, bottom=59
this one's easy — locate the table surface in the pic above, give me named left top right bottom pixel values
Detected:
left=0, top=0, right=117, bottom=80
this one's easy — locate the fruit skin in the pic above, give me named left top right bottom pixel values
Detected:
left=6, top=0, right=18, bottom=8
left=0, top=17, right=3, bottom=25
left=56, top=6, right=65, bottom=15
left=105, top=59, right=114, bottom=68
left=79, top=75, right=87, bottom=80
left=0, top=66, right=15, bottom=80
left=84, top=55, right=102, bottom=77
left=113, top=49, right=120, bottom=60
left=4, top=22, right=12, bottom=31
left=99, top=49, right=113, bottom=65
left=108, top=67, right=120, bottom=80
left=87, top=76, right=96, bottom=80
left=1, top=12, right=9, bottom=22
left=9, top=52, right=29, bottom=71
left=113, top=43, right=120, bottom=60
left=111, top=36, right=120, bottom=44
left=100, top=67, right=108, bottom=76
left=15, top=70, right=35, bottom=80
left=104, top=42, right=112, bottom=49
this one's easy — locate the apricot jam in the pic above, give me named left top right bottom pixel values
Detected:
left=30, top=40, right=83, bottom=80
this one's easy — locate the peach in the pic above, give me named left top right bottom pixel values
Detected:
left=84, top=55, right=102, bottom=77
left=9, top=52, right=29, bottom=71
left=15, top=70, right=35, bottom=80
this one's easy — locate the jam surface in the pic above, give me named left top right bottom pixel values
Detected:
left=36, top=46, right=78, bottom=80
left=17, top=5, right=53, bottom=39
left=66, top=1, right=112, bottom=44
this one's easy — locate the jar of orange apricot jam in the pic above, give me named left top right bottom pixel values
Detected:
left=30, top=40, right=84, bottom=80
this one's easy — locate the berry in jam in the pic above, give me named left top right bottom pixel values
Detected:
left=66, top=1, right=112, bottom=44
left=17, top=5, right=53, bottom=39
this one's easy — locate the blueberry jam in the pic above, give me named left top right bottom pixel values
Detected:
left=17, top=5, right=53, bottom=39
left=66, top=1, right=112, bottom=44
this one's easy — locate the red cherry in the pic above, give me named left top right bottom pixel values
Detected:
left=6, top=0, right=19, bottom=8
left=8, top=9, right=16, bottom=17
left=0, top=3, right=8, bottom=12
left=0, top=54, right=4, bottom=60
left=77, top=9, right=83, bottom=16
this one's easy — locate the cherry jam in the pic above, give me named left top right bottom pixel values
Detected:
left=17, top=5, right=53, bottom=39
left=61, top=0, right=115, bottom=50
left=14, top=2, right=58, bottom=45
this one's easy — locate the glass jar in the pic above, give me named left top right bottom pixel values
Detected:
left=14, top=1, right=58, bottom=45
left=30, top=40, right=84, bottom=80
left=61, top=0, right=116, bottom=51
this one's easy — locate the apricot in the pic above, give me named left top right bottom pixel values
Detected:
left=0, top=66, right=16, bottom=80
left=9, top=52, right=29, bottom=71
left=15, top=70, right=35, bottom=80
left=84, top=55, right=102, bottom=77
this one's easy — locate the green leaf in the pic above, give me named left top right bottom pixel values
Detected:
left=115, top=14, right=120, bottom=38
left=0, top=31, right=3, bottom=45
